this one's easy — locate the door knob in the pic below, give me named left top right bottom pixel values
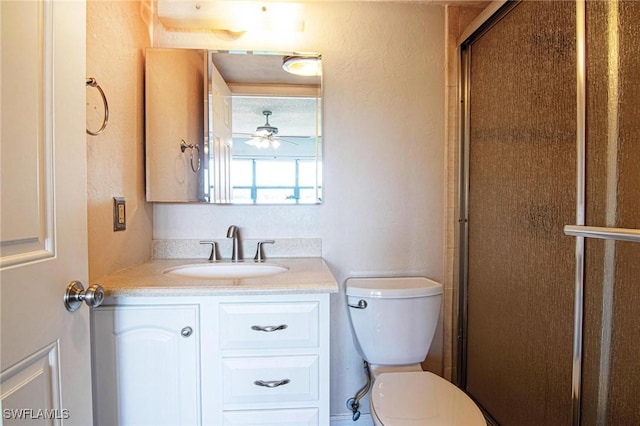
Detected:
left=64, top=280, right=105, bottom=312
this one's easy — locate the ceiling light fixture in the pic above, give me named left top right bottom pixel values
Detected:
left=282, top=55, right=321, bottom=76
left=156, top=1, right=305, bottom=34
left=246, top=136, right=281, bottom=150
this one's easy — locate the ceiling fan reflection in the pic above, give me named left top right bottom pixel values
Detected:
left=236, top=110, right=309, bottom=149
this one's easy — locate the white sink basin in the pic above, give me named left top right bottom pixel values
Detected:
left=163, top=262, right=288, bottom=280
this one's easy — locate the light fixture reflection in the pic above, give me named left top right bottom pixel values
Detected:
left=246, top=137, right=281, bottom=149
left=282, top=55, right=321, bottom=76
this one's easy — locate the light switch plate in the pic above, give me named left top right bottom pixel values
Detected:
left=113, top=197, right=126, bottom=231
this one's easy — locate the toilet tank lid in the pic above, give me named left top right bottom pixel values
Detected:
left=346, top=277, right=443, bottom=298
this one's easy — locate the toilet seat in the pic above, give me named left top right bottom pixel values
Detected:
left=370, top=372, right=486, bottom=426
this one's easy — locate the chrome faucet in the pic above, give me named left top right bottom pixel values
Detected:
left=226, top=225, right=241, bottom=262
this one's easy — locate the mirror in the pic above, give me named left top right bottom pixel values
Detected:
left=145, top=48, right=322, bottom=204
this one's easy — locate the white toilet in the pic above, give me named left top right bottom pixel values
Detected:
left=346, top=277, right=485, bottom=426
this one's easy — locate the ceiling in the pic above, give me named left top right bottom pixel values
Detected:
left=211, top=51, right=319, bottom=86
left=232, top=97, right=320, bottom=138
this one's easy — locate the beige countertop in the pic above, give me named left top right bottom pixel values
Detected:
left=97, top=257, right=339, bottom=298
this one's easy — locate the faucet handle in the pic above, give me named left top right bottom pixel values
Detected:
left=199, top=240, right=218, bottom=261
left=254, top=240, right=275, bottom=262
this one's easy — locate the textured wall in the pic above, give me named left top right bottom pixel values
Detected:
left=86, top=0, right=153, bottom=281
left=151, top=2, right=445, bottom=418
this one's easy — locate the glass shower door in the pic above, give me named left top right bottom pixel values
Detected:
left=461, top=2, right=577, bottom=424
left=460, top=1, right=640, bottom=424
left=570, top=1, right=640, bottom=424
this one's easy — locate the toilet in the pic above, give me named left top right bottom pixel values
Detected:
left=346, top=277, right=485, bottom=426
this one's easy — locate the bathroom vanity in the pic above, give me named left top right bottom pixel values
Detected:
left=91, top=258, right=337, bottom=426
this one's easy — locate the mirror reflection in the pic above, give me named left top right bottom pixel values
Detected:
left=145, top=48, right=322, bottom=204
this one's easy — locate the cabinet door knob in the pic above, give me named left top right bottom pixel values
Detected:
left=181, top=326, right=193, bottom=337
left=251, top=324, right=288, bottom=332
left=254, top=379, right=290, bottom=388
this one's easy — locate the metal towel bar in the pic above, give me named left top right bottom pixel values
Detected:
left=564, top=225, right=640, bottom=243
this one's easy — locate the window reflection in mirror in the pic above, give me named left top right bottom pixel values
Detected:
left=229, top=96, right=322, bottom=204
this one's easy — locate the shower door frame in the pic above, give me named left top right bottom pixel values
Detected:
left=456, top=1, right=585, bottom=424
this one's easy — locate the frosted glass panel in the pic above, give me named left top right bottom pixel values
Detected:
left=465, top=1, right=576, bottom=424
left=583, top=239, right=640, bottom=425
left=582, top=1, right=640, bottom=424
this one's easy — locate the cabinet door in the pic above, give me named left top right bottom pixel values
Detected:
left=92, top=305, right=200, bottom=425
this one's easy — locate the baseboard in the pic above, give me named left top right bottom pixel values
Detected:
left=330, top=413, right=373, bottom=426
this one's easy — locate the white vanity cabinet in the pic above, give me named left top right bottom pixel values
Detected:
left=91, top=293, right=330, bottom=426
left=91, top=304, right=201, bottom=425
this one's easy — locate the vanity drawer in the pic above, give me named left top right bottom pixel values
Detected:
left=222, top=355, right=319, bottom=405
left=223, top=408, right=319, bottom=426
left=219, top=302, right=319, bottom=350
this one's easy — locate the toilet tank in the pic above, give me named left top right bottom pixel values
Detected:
left=346, top=277, right=443, bottom=365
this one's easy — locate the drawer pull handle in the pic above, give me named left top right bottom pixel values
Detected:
left=254, top=379, right=291, bottom=388
left=251, top=324, right=288, bottom=332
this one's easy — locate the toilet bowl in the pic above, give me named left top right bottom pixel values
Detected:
left=346, top=277, right=485, bottom=426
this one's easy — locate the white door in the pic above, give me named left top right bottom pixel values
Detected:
left=0, top=1, right=92, bottom=425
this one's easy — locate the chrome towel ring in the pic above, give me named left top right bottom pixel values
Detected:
left=180, top=140, right=201, bottom=173
left=86, top=77, right=109, bottom=136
